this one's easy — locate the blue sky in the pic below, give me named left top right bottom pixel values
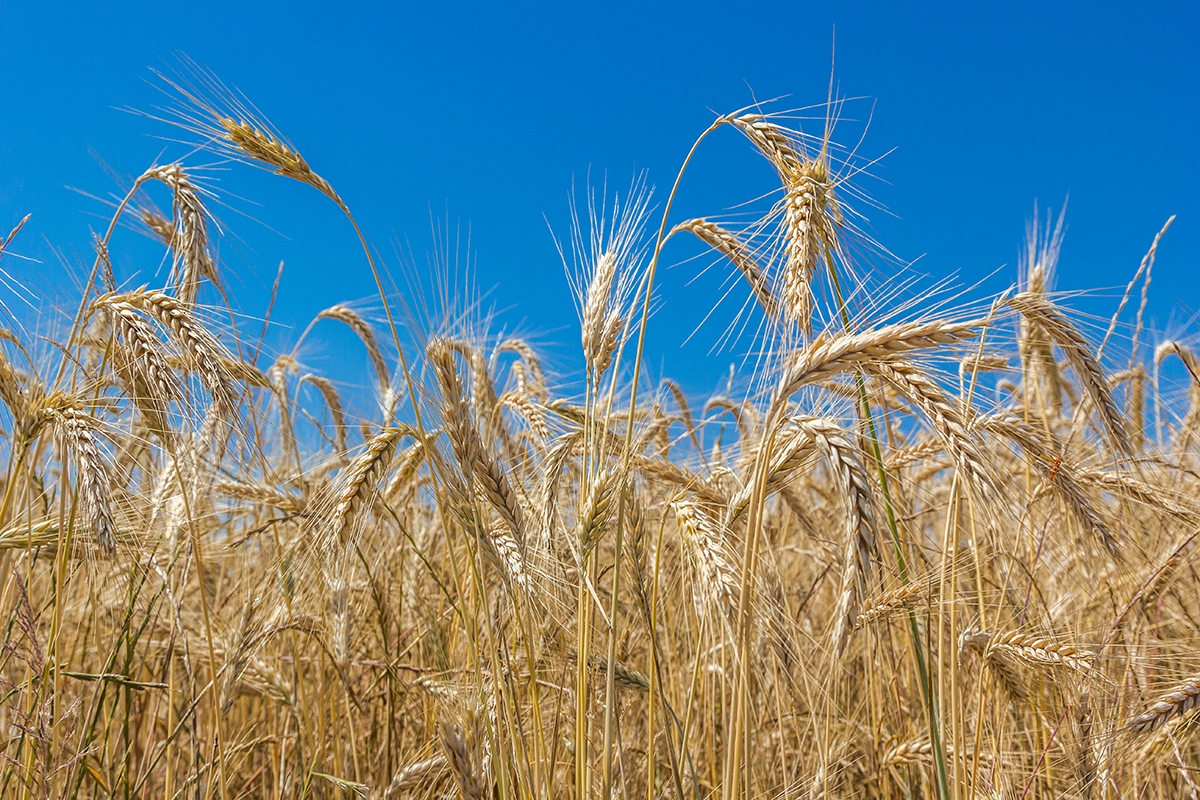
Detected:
left=1, top=1, right=1196, bottom=403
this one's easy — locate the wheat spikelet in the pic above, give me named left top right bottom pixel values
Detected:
left=671, top=218, right=777, bottom=315
left=1007, top=293, right=1133, bottom=458
left=673, top=498, right=741, bottom=620
left=316, top=305, right=390, bottom=394
left=39, top=396, right=118, bottom=553
left=985, top=630, right=1094, bottom=673
left=145, top=163, right=218, bottom=303
left=788, top=416, right=877, bottom=654
left=871, top=360, right=997, bottom=500
left=95, top=289, right=238, bottom=417
left=1130, top=676, right=1200, bottom=734
left=328, top=427, right=406, bottom=546
left=773, top=317, right=983, bottom=406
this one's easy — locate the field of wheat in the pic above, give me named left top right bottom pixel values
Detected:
left=0, top=69, right=1197, bottom=800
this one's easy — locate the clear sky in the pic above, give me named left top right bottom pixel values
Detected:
left=1, top=1, right=1196, bottom=403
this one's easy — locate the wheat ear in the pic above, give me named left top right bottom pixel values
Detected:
left=1007, top=292, right=1133, bottom=457
left=1130, top=676, right=1200, bottom=734
left=671, top=218, right=777, bottom=315
left=40, top=397, right=118, bottom=553
left=328, top=427, right=407, bottom=546
left=773, top=317, right=982, bottom=406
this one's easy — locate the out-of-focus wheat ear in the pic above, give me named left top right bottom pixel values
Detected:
left=328, top=427, right=407, bottom=546
left=299, top=374, right=348, bottom=453
left=661, top=378, right=702, bottom=456
left=315, top=305, right=390, bottom=396
left=381, top=755, right=448, bottom=798
left=0, top=348, right=26, bottom=417
left=267, top=355, right=299, bottom=470
left=870, top=360, right=998, bottom=502
left=772, top=317, right=984, bottom=406
left=497, top=338, right=547, bottom=400
left=671, top=218, right=777, bottom=316
left=1129, top=676, right=1200, bottom=734
left=672, top=498, right=740, bottom=622
left=1156, top=341, right=1200, bottom=452
left=439, top=720, right=485, bottom=800
left=145, top=163, right=219, bottom=303
left=218, top=117, right=340, bottom=203
left=1007, top=293, right=1134, bottom=458
left=41, top=398, right=118, bottom=554
left=215, top=480, right=306, bottom=515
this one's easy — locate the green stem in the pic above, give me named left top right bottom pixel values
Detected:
left=823, top=241, right=951, bottom=800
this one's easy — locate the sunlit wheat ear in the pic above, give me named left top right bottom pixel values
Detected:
left=729, top=114, right=842, bottom=336
left=328, top=426, right=407, bottom=546
left=576, top=468, right=614, bottom=561
left=856, top=579, right=932, bottom=630
left=218, top=117, right=340, bottom=202
left=981, top=411, right=1120, bottom=554
left=37, top=395, right=118, bottom=554
left=1130, top=676, right=1200, bottom=734
left=960, top=628, right=1029, bottom=703
left=428, top=339, right=479, bottom=482
left=772, top=317, right=984, bottom=407
left=93, top=289, right=239, bottom=418
left=869, top=360, right=998, bottom=501
left=984, top=630, right=1095, bottom=673
left=789, top=416, right=877, bottom=655
left=315, top=305, right=390, bottom=396
left=100, top=301, right=181, bottom=442
left=473, top=447, right=526, bottom=548
left=1007, top=293, right=1133, bottom=458
left=145, top=163, right=218, bottom=303
left=671, top=218, right=777, bottom=316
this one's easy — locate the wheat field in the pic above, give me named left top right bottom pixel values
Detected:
left=0, top=68, right=1197, bottom=800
